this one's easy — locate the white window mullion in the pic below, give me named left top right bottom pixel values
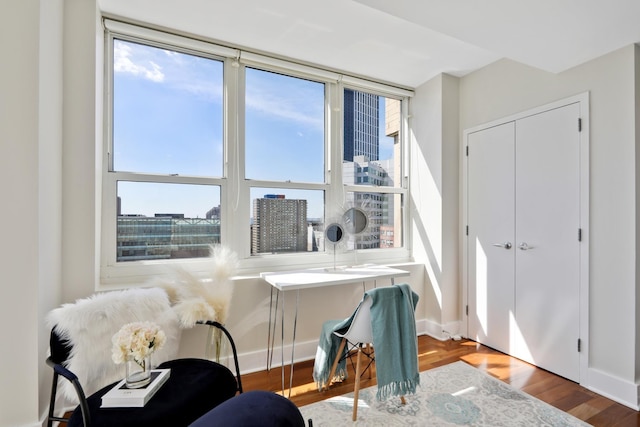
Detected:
left=229, top=62, right=250, bottom=260
left=101, top=172, right=119, bottom=270
left=325, top=82, right=345, bottom=220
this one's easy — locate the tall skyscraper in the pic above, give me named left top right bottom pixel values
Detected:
left=343, top=89, right=379, bottom=162
left=342, top=92, right=404, bottom=250
left=251, top=195, right=308, bottom=254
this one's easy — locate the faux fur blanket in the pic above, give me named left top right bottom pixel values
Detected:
left=46, top=287, right=181, bottom=404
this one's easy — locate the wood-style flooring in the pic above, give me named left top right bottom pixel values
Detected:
left=242, top=335, right=640, bottom=426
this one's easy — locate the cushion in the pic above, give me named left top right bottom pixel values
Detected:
left=67, top=358, right=238, bottom=427
left=46, top=287, right=181, bottom=404
left=189, top=390, right=306, bottom=427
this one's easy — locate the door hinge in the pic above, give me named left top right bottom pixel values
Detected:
left=466, top=225, right=469, bottom=236
left=578, top=228, right=582, bottom=242
left=466, top=305, right=469, bottom=316
left=577, top=338, right=582, bottom=352
left=466, top=146, right=469, bottom=156
left=578, top=118, right=582, bottom=132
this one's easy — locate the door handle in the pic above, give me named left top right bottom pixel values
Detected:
left=492, top=242, right=512, bottom=249
left=518, top=242, right=534, bottom=250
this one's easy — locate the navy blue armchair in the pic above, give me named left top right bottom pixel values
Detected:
left=189, top=390, right=307, bottom=427
left=46, top=320, right=242, bottom=427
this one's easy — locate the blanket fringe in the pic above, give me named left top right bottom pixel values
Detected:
left=376, top=373, right=420, bottom=401
left=315, top=368, right=348, bottom=391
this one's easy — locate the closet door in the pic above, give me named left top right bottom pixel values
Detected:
left=512, top=103, right=581, bottom=382
left=467, top=122, right=515, bottom=355
left=467, top=102, right=581, bottom=382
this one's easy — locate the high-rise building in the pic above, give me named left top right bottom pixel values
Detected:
left=117, top=215, right=220, bottom=261
left=342, top=155, right=394, bottom=249
left=251, top=195, right=308, bottom=254
left=343, top=89, right=390, bottom=250
left=342, top=93, right=404, bottom=250
left=343, top=89, right=379, bottom=162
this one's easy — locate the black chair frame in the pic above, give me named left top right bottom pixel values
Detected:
left=46, top=320, right=242, bottom=427
left=340, top=341, right=375, bottom=379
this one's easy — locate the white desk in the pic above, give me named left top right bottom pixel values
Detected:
left=261, top=265, right=410, bottom=396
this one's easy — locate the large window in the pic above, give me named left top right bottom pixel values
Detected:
left=342, top=90, right=404, bottom=250
left=245, top=68, right=325, bottom=183
left=106, top=36, right=225, bottom=266
left=245, top=68, right=326, bottom=255
left=112, top=40, right=224, bottom=177
left=101, top=20, right=411, bottom=281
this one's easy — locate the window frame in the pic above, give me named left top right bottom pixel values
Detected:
left=100, top=19, right=412, bottom=286
left=339, top=83, right=409, bottom=254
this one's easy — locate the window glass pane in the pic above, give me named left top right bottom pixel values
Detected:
left=245, top=68, right=325, bottom=183
left=250, top=188, right=324, bottom=254
left=117, top=181, right=221, bottom=261
left=342, top=90, right=401, bottom=188
left=345, top=192, right=403, bottom=250
left=112, top=39, right=223, bottom=177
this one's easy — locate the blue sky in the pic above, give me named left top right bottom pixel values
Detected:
left=113, top=39, right=393, bottom=219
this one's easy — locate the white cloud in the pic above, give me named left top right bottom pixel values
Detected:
left=246, top=90, right=324, bottom=130
left=114, top=43, right=165, bottom=82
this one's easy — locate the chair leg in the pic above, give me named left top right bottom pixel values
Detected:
left=352, top=345, right=363, bottom=422
left=47, top=373, right=59, bottom=427
left=400, top=395, right=406, bottom=405
left=365, top=343, right=372, bottom=379
left=324, top=338, right=347, bottom=391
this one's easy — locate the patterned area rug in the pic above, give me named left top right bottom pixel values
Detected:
left=299, top=361, right=590, bottom=426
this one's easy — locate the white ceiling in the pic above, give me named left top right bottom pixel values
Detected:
left=98, top=0, right=640, bottom=88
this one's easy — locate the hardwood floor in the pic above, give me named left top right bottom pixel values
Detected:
left=242, top=335, right=640, bottom=426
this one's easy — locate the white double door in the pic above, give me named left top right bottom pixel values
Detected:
left=467, top=102, right=582, bottom=382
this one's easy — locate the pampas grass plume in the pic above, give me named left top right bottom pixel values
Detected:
left=158, top=245, right=238, bottom=327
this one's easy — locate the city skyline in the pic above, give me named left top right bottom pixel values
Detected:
left=113, top=39, right=395, bottom=220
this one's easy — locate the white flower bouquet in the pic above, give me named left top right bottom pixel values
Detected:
left=112, top=321, right=166, bottom=367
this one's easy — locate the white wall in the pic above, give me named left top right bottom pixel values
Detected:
left=636, top=44, right=640, bottom=385
left=0, top=2, right=40, bottom=425
left=38, top=0, right=64, bottom=419
left=61, top=0, right=101, bottom=305
left=458, top=45, right=639, bottom=408
left=409, top=74, right=461, bottom=339
left=0, top=0, right=64, bottom=425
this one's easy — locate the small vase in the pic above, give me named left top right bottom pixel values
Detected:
left=206, top=325, right=227, bottom=364
left=125, top=354, right=151, bottom=388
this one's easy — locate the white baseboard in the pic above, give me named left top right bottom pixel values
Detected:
left=235, top=317, right=438, bottom=374
left=586, top=367, right=639, bottom=411
left=234, top=338, right=320, bottom=375
left=417, top=318, right=463, bottom=341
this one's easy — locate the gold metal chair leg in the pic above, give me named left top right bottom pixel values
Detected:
left=352, top=345, right=363, bottom=422
left=400, top=395, right=406, bottom=405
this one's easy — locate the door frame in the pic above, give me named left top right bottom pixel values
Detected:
left=461, top=92, right=590, bottom=384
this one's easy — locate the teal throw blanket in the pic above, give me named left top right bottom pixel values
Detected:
left=312, top=283, right=420, bottom=400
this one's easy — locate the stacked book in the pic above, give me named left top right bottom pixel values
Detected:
left=101, top=369, right=171, bottom=408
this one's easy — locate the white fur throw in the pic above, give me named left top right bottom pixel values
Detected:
left=46, top=287, right=181, bottom=404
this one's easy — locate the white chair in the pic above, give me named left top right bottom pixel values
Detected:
left=323, top=285, right=419, bottom=421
